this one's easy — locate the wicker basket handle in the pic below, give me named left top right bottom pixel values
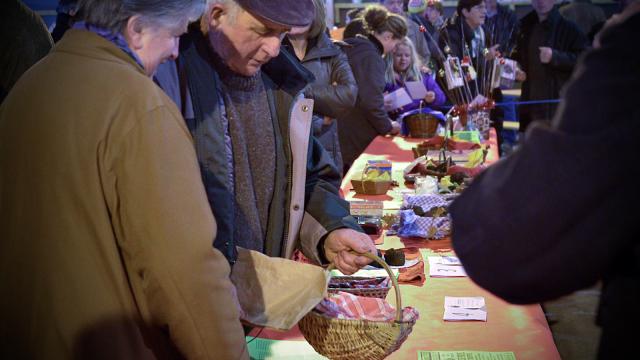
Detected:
left=327, top=251, right=404, bottom=323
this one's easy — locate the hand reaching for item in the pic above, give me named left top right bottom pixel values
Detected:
left=323, top=228, right=377, bottom=275
left=539, top=47, right=553, bottom=64
left=389, top=120, right=401, bottom=135
left=424, top=91, right=436, bottom=104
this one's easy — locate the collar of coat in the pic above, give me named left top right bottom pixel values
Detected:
left=354, top=33, right=384, bottom=55
left=56, top=29, right=146, bottom=76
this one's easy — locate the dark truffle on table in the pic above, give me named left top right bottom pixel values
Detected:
left=384, top=248, right=405, bottom=266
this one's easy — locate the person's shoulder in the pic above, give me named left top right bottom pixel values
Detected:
left=345, top=35, right=375, bottom=51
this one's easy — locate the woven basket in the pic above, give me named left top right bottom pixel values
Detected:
left=405, top=113, right=439, bottom=138
left=351, top=179, right=392, bottom=195
left=299, top=252, right=416, bottom=360
left=328, top=276, right=391, bottom=299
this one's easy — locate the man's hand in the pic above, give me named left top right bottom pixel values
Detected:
left=324, top=228, right=377, bottom=275
left=515, top=63, right=527, bottom=82
left=539, top=47, right=553, bottom=64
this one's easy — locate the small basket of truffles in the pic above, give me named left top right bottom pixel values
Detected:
left=351, top=161, right=393, bottom=195
left=397, top=194, right=452, bottom=239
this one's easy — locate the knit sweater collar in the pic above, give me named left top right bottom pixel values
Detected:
left=208, top=47, right=261, bottom=92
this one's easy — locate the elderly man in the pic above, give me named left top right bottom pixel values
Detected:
left=155, top=0, right=375, bottom=274
left=0, top=0, right=251, bottom=358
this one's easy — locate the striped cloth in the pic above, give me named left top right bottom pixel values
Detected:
left=315, top=291, right=419, bottom=322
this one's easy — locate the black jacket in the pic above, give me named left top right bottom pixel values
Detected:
left=438, top=14, right=493, bottom=97
left=483, top=4, right=519, bottom=56
left=338, top=34, right=392, bottom=170
left=450, top=11, right=640, bottom=359
left=512, top=8, right=588, bottom=131
left=155, top=27, right=361, bottom=264
left=284, top=32, right=357, bottom=175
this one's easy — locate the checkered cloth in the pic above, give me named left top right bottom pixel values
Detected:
left=315, top=291, right=419, bottom=322
left=398, top=194, right=451, bottom=239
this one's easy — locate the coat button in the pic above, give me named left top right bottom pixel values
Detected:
left=301, top=105, right=309, bottom=112
left=293, top=204, right=300, bottom=211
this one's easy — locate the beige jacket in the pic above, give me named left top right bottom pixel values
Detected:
left=0, top=30, right=248, bottom=359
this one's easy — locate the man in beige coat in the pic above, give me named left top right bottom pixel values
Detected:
left=0, top=0, right=249, bottom=358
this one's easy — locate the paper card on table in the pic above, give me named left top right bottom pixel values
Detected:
left=445, top=296, right=485, bottom=309
left=428, top=256, right=461, bottom=266
left=443, top=307, right=487, bottom=321
left=430, top=263, right=467, bottom=277
left=246, top=337, right=327, bottom=359
left=405, top=80, right=428, bottom=100
left=418, top=351, right=516, bottom=360
left=384, top=87, right=413, bottom=111
left=428, top=256, right=467, bottom=277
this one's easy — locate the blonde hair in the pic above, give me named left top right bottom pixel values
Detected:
left=384, top=37, right=423, bottom=85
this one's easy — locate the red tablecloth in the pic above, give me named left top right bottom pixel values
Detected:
left=253, top=131, right=560, bottom=359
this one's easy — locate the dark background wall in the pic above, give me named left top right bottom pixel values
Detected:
left=24, top=0, right=622, bottom=29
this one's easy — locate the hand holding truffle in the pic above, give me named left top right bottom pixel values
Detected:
left=324, top=229, right=377, bottom=275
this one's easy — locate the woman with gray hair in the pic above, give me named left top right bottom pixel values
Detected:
left=0, top=0, right=250, bottom=359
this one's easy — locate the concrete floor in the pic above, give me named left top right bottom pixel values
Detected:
left=543, top=284, right=602, bottom=360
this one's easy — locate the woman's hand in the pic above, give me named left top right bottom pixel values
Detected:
left=424, top=91, right=436, bottom=104
left=389, top=120, right=401, bottom=135
left=486, top=44, right=500, bottom=61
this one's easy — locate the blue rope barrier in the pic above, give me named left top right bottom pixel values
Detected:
left=494, top=99, right=561, bottom=107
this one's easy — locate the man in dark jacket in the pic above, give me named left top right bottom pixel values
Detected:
left=484, top=0, right=519, bottom=56
left=450, top=4, right=640, bottom=358
left=155, top=0, right=375, bottom=274
left=512, top=0, right=588, bottom=131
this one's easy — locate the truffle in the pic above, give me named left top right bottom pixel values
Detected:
left=384, top=248, right=406, bottom=266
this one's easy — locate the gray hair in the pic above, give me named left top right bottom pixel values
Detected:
left=203, top=0, right=242, bottom=27
left=75, top=0, right=206, bottom=33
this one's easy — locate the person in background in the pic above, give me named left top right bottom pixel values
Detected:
left=439, top=0, right=505, bottom=144
left=0, top=0, right=53, bottom=104
left=154, top=0, right=376, bottom=275
left=338, top=5, right=407, bottom=173
left=381, top=0, right=432, bottom=69
left=384, top=37, right=446, bottom=119
left=559, top=0, right=606, bottom=36
left=51, top=0, right=78, bottom=42
left=484, top=0, right=519, bottom=56
left=407, top=0, right=443, bottom=70
left=450, top=3, right=640, bottom=358
left=284, top=0, right=358, bottom=177
left=512, top=0, right=588, bottom=132
left=438, top=0, right=499, bottom=95
left=343, top=7, right=366, bottom=39
left=0, top=0, right=251, bottom=358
